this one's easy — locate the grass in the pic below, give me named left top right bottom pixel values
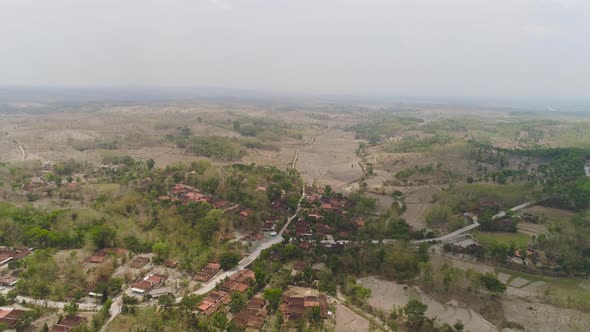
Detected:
left=473, top=231, right=531, bottom=248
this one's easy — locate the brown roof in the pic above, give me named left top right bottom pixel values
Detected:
left=131, top=280, right=153, bottom=291
left=89, top=252, right=107, bottom=263
left=130, top=256, right=150, bottom=268
left=293, top=261, right=307, bottom=271
left=50, top=315, right=86, bottom=331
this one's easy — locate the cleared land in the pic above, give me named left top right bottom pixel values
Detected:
left=359, top=277, right=496, bottom=332
left=334, top=303, right=371, bottom=332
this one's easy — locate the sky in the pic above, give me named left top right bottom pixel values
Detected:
left=1, top=0, right=589, bottom=99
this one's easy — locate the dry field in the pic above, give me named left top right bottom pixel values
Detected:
left=296, top=129, right=363, bottom=191
left=334, top=303, right=371, bottom=332
left=358, top=277, right=496, bottom=332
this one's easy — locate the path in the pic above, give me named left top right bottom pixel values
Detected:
left=16, top=141, right=25, bottom=161
left=99, top=295, right=122, bottom=332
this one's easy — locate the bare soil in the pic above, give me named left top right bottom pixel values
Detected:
left=296, top=130, right=363, bottom=191
left=335, top=303, right=371, bottom=332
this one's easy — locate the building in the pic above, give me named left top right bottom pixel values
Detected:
left=197, top=291, right=230, bottom=315
left=0, top=248, right=32, bottom=266
left=0, top=307, right=27, bottom=330
left=194, top=262, right=221, bottom=282
left=129, top=256, right=150, bottom=269
left=49, top=315, right=86, bottom=332
left=280, top=294, right=329, bottom=323
left=131, top=274, right=167, bottom=294
left=220, top=269, right=256, bottom=293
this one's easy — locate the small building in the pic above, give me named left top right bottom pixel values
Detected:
left=194, top=262, right=221, bottom=282
left=0, top=307, right=27, bottom=330
left=0, top=276, right=19, bottom=287
left=129, top=256, right=150, bottom=269
left=198, top=290, right=230, bottom=315
left=49, top=315, right=86, bottom=332
left=220, top=269, right=256, bottom=293
left=131, top=274, right=167, bottom=294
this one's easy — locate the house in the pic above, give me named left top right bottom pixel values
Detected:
left=129, top=256, right=150, bottom=269
left=0, top=276, right=19, bottom=287
left=164, top=260, right=178, bottom=268
left=298, top=241, right=312, bottom=252
left=261, top=222, right=277, bottom=233
left=279, top=293, right=329, bottom=323
left=198, top=291, right=230, bottom=315
left=293, top=261, right=307, bottom=271
left=295, top=220, right=312, bottom=237
left=355, top=218, right=366, bottom=228
left=0, top=248, right=33, bottom=266
left=0, top=307, right=27, bottom=330
left=220, top=269, right=255, bottom=293
left=89, top=251, right=107, bottom=264
left=49, top=315, right=86, bottom=332
left=240, top=209, right=253, bottom=218
left=194, top=262, right=221, bottom=282
left=231, top=296, right=267, bottom=329
left=131, top=274, right=167, bottom=294
left=321, top=203, right=332, bottom=210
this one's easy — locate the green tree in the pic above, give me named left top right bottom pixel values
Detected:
left=480, top=273, right=507, bottom=295
left=263, top=288, right=283, bottom=312
left=219, top=252, right=240, bottom=270
left=404, top=299, right=427, bottom=329
left=230, top=292, right=247, bottom=313
left=146, top=158, right=155, bottom=170
left=64, top=301, right=79, bottom=316
left=152, top=242, right=170, bottom=262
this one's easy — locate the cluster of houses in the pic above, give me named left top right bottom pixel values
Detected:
left=88, top=247, right=127, bottom=264
left=231, top=296, right=267, bottom=330
left=0, top=307, right=27, bottom=330
left=220, top=269, right=256, bottom=293
left=279, top=293, right=329, bottom=323
left=158, top=184, right=213, bottom=204
left=197, top=269, right=256, bottom=316
left=194, top=262, right=221, bottom=282
left=198, top=290, right=231, bottom=315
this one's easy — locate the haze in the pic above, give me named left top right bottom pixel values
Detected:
left=1, top=0, right=589, bottom=99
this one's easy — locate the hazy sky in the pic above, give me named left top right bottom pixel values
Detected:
left=1, top=0, right=589, bottom=98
